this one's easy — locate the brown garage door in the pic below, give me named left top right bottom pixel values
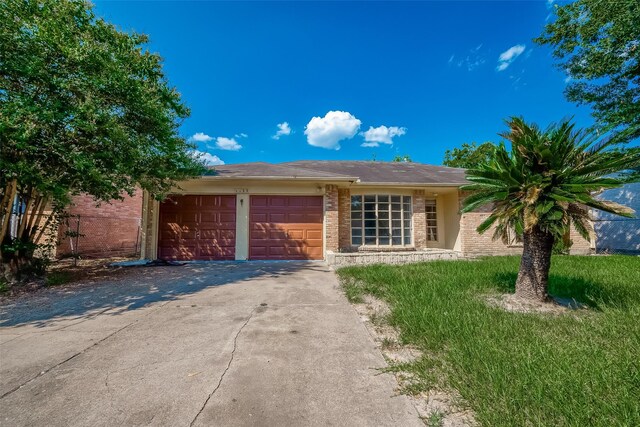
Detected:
left=249, top=196, right=323, bottom=260
left=158, top=195, right=236, bottom=260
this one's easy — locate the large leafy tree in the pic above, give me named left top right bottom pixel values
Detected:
left=443, top=142, right=495, bottom=168
left=535, top=0, right=640, bottom=140
left=461, top=118, right=639, bottom=301
left=0, top=0, right=204, bottom=278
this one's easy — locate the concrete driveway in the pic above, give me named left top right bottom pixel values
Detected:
left=0, top=262, right=421, bottom=426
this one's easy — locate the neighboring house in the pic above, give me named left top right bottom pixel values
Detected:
left=139, top=161, right=591, bottom=266
left=57, top=190, right=143, bottom=258
left=593, top=182, right=640, bottom=254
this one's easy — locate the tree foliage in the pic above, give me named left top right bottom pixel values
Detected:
left=461, top=117, right=639, bottom=301
left=392, top=154, right=413, bottom=162
left=536, top=0, right=640, bottom=140
left=0, top=0, right=204, bottom=278
left=443, top=142, right=495, bottom=168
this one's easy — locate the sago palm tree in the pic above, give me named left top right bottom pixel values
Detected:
left=461, top=117, right=639, bottom=302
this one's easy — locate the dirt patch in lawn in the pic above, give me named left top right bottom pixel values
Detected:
left=351, top=293, right=476, bottom=427
left=485, top=293, right=587, bottom=315
left=0, top=257, right=136, bottom=303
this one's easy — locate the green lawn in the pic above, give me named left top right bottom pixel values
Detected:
left=337, top=256, right=640, bottom=427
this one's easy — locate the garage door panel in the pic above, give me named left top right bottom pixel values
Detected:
left=306, top=230, right=323, bottom=240
left=158, top=195, right=236, bottom=261
left=268, top=212, right=286, bottom=223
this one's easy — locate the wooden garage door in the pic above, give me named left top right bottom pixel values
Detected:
left=249, top=196, right=323, bottom=260
left=158, top=195, right=236, bottom=260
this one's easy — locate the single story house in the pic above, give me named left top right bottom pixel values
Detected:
left=139, top=161, right=592, bottom=266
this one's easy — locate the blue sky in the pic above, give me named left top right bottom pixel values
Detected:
left=94, top=1, right=595, bottom=166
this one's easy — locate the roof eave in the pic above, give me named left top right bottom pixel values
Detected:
left=198, top=175, right=359, bottom=182
left=351, top=182, right=466, bottom=187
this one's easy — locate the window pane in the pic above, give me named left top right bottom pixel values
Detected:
left=403, top=211, right=411, bottom=220
left=364, top=203, right=376, bottom=211
left=351, top=219, right=362, bottom=228
left=364, top=210, right=376, bottom=219
left=378, top=210, right=389, bottom=220
left=351, top=195, right=362, bottom=209
left=352, top=228, right=362, bottom=236
left=392, top=228, right=402, bottom=236
left=364, top=228, right=377, bottom=237
left=364, top=195, right=376, bottom=203
left=392, top=211, right=401, bottom=219
left=392, top=236, right=402, bottom=245
left=379, top=228, right=390, bottom=237
left=352, top=236, right=362, bottom=245
left=404, top=220, right=412, bottom=228
left=404, top=235, right=412, bottom=245
left=379, top=236, right=390, bottom=245
left=378, top=219, right=390, bottom=229
left=391, top=204, right=401, bottom=212
left=364, top=219, right=376, bottom=228
left=351, top=210, right=362, bottom=220
left=378, top=202, right=389, bottom=212
left=391, top=195, right=401, bottom=203
left=403, top=196, right=412, bottom=204
left=364, top=236, right=376, bottom=245
left=392, top=219, right=402, bottom=229
left=378, top=195, right=389, bottom=203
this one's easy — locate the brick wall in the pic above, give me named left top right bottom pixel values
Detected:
left=325, top=185, right=339, bottom=252
left=57, top=190, right=143, bottom=258
left=461, top=212, right=593, bottom=257
left=460, top=213, right=523, bottom=257
left=412, top=190, right=427, bottom=249
left=338, top=188, right=351, bottom=250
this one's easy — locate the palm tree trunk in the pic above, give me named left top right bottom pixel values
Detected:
left=515, top=226, right=554, bottom=301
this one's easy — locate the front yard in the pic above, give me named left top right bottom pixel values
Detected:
left=338, top=255, right=640, bottom=427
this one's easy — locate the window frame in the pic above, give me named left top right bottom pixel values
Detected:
left=425, top=198, right=438, bottom=242
left=350, top=194, right=413, bottom=247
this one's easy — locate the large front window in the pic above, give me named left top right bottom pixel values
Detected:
left=351, top=195, right=412, bottom=246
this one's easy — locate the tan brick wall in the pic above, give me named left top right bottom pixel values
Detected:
left=57, top=190, right=143, bottom=257
left=461, top=212, right=593, bottom=257
left=460, top=213, right=523, bottom=257
left=325, top=184, right=339, bottom=252
left=412, top=190, right=427, bottom=249
left=569, top=225, right=593, bottom=255
left=338, top=188, right=351, bottom=250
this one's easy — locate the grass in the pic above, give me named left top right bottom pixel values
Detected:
left=337, top=255, right=640, bottom=427
left=45, top=271, right=72, bottom=287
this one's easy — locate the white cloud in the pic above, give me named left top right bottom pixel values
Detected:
left=496, top=44, right=526, bottom=71
left=193, top=150, right=224, bottom=166
left=304, top=111, right=361, bottom=150
left=234, top=133, right=248, bottom=138
left=360, top=126, right=407, bottom=147
left=215, top=136, right=242, bottom=151
left=272, top=122, right=292, bottom=140
left=190, top=132, right=213, bottom=142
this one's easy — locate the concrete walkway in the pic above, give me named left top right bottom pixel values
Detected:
left=0, top=262, right=421, bottom=426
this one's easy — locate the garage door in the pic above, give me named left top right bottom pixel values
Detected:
left=249, top=196, right=323, bottom=260
left=158, top=195, right=236, bottom=260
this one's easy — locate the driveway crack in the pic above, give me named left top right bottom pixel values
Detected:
left=0, top=300, right=172, bottom=401
left=189, top=305, right=257, bottom=427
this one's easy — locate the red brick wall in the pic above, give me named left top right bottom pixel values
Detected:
left=57, top=190, right=143, bottom=258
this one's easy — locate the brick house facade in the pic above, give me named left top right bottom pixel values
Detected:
left=139, top=161, right=594, bottom=263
